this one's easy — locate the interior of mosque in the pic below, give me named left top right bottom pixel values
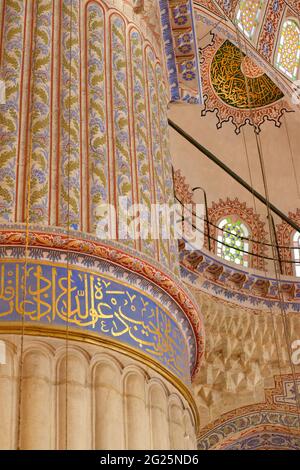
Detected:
left=0, top=0, right=300, bottom=451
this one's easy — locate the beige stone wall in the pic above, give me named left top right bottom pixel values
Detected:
left=0, top=334, right=197, bottom=450
left=190, top=287, right=300, bottom=429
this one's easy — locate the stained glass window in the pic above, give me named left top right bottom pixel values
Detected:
left=292, top=231, right=300, bottom=276
left=236, top=0, right=263, bottom=39
left=217, top=217, right=249, bottom=267
left=276, top=20, right=300, bottom=80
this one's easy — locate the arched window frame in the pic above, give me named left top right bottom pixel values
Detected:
left=277, top=209, right=300, bottom=277
left=216, top=215, right=250, bottom=267
left=275, top=17, right=300, bottom=81
left=235, top=0, right=265, bottom=42
left=292, top=231, right=300, bottom=277
left=208, top=198, right=267, bottom=271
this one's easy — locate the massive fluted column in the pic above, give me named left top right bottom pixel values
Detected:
left=0, top=0, right=204, bottom=449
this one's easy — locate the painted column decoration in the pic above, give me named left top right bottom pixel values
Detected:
left=0, top=0, right=204, bottom=450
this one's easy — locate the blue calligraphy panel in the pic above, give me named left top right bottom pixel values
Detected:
left=0, top=261, right=189, bottom=382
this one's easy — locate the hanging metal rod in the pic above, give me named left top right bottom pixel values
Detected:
left=168, top=118, right=300, bottom=234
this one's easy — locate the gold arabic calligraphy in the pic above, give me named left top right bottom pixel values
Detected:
left=0, top=262, right=188, bottom=378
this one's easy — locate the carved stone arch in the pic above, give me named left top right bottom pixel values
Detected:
left=20, top=346, right=53, bottom=449
left=23, top=339, right=56, bottom=357
left=56, top=348, right=90, bottom=449
left=0, top=338, right=18, bottom=376
left=22, top=341, right=55, bottom=382
left=123, top=365, right=150, bottom=449
left=90, top=351, right=123, bottom=376
left=55, top=347, right=90, bottom=386
left=147, top=378, right=170, bottom=449
left=55, top=344, right=91, bottom=369
left=0, top=337, right=17, bottom=449
left=168, top=391, right=185, bottom=409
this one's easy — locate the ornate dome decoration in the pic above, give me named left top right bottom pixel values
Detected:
left=200, top=36, right=292, bottom=133
left=211, top=40, right=284, bottom=108
left=257, top=0, right=285, bottom=61
left=173, top=169, right=194, bottom=204
left=194, top=0, right=226, bottom=18
left=275, top=19, right=300, bottom=80
left=236, top=0, right=264, bottom=40
left=200, top=1, right=300, bottom=87
left=197, top=374, right=300, bottom=450
left=215, top=0, right=239, bottom=18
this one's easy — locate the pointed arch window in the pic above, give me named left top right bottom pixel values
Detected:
left=292, top=231, right=300, bottom=276
left=217, top=216, right=250, bottom=267
left=236, top=0, right=263, bottom=39
left=275, top=19, right=300, bottom=80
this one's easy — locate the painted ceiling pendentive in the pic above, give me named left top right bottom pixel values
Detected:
left=200, top=36, right=292, bottom=133
left=200, top=0, right=300, bottom=63
left=211, top=40, right=284, bottom=108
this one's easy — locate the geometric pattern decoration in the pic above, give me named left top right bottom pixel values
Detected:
left=173, top=169, right=194, bottom=204
left=258, top=0, right=286, bottom=61
left=195, top=0, right=226, bottom=18
left=207, top=1, right=300, bottom=88
left=236, top=0, right=264, bottom=39
left=215, top=0, right=239, bottom=18
left=208, top=198, right=268, bottom=270
left=180, top=241, right=300, bottom=311
left=197, top=374, right=300, bottom=450
left=159, top=0, right=203, bottom=104
left=222, top=431, right=300, bottom=450
left=275, top=19, right=300, bottom=80
left=200, top=36, right=292, bottom=134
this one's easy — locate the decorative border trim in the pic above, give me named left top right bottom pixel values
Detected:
left=195, top=10, right=295, bottom=98
left=0, top=224, right=205, bottom=377
left=180, top=246, right=300, bottom=312
left=159, top=0, right=203, bottom=104
left=159, top=0, right=181, bottom=101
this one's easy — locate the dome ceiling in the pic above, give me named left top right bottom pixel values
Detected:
left=200, top=35, right=292, bottom=133
left=210, top=40, right=284, bottom=109
left=193, top=0, right=299, bottom=134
